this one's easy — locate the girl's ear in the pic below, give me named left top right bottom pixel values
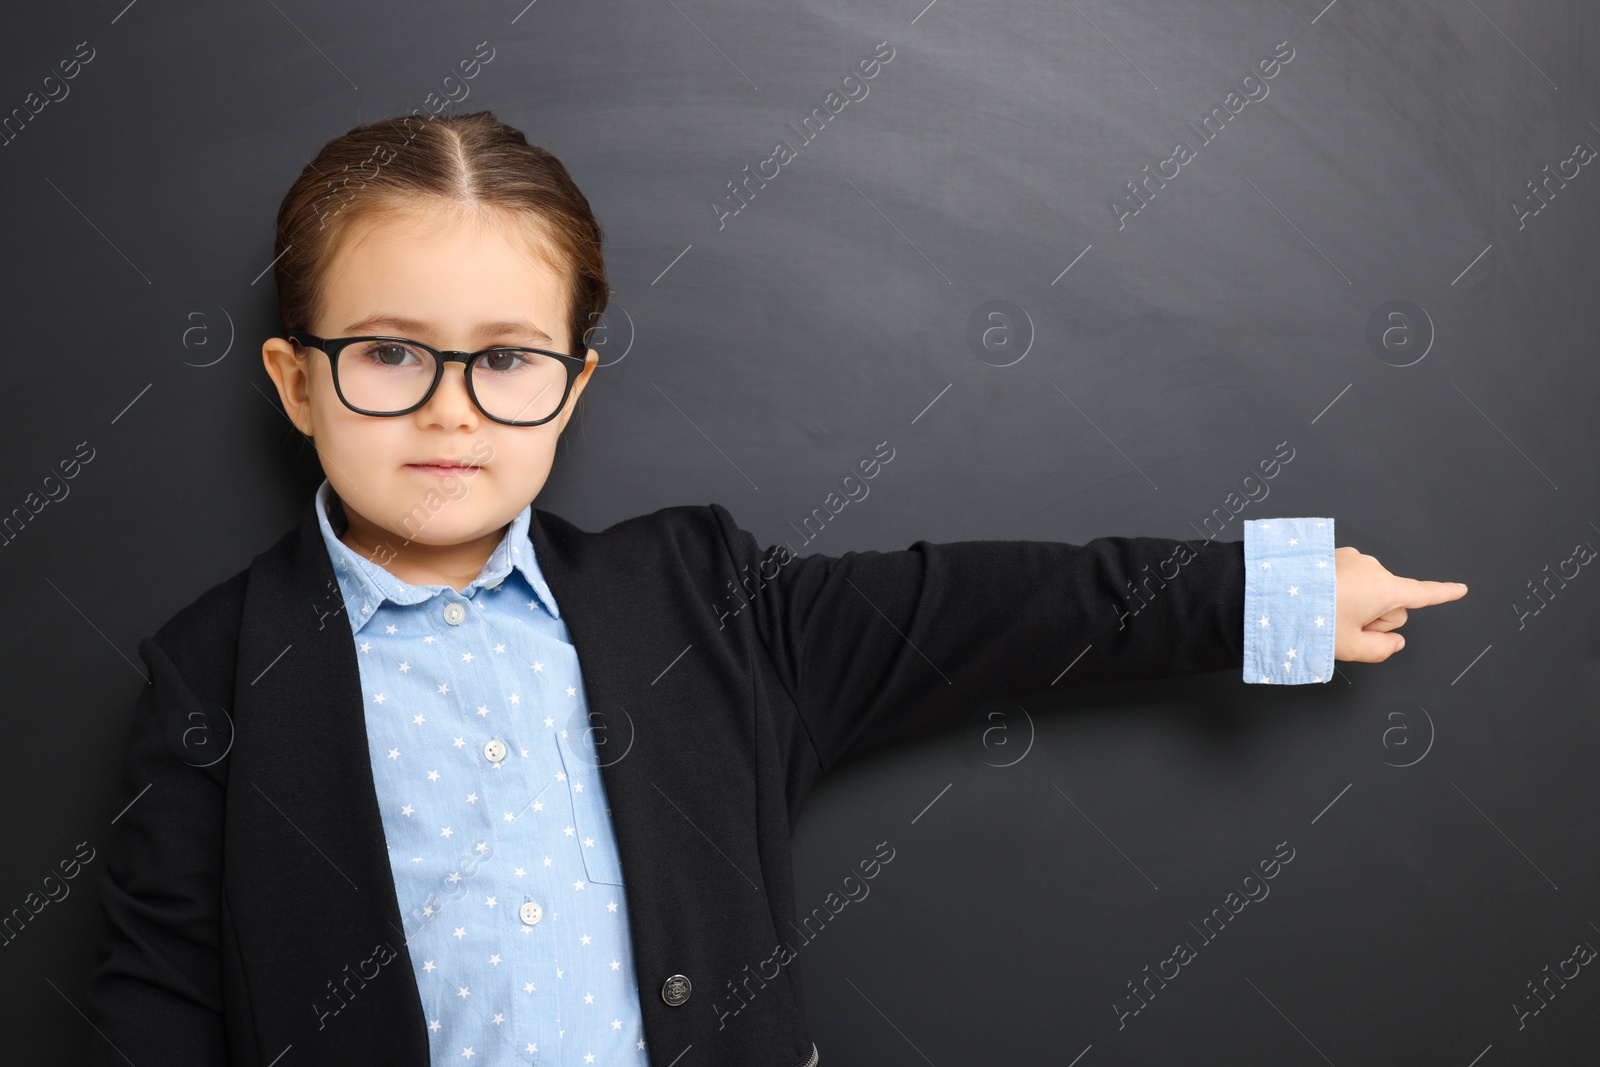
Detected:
left=555, top=348, right=601, bottom=433
left=261, top=336, right=316, bottom=438
left=572, top=347, right=600, bottom=392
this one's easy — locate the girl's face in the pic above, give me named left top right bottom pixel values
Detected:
left=261, top=203, right=598, bottom=568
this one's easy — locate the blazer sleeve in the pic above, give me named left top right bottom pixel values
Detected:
left=85, top=635, right=229, bottom=1065
left=708, top=503, right=1246, bottom=774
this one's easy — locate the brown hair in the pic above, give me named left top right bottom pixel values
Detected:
left=271, top=110, right=608, bottom=361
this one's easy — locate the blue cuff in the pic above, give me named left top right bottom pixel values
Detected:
left=1242, top=517, right=1336, bottom=684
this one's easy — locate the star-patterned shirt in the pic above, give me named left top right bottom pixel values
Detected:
left=312, top=481, right=1333, bottom=1061
left=1241, top=517, right=1337, bottom=683
left=313, top=478, right=649, bottom=1066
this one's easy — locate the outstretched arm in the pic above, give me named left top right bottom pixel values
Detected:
left=710, top=504, right=1249, bottom=774
left=711, top=506, right=1469, bottom=773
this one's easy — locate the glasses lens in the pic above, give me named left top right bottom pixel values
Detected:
left=336, top=339, right=438, bottom=413
left=470, top=348, right=570, bottom=423
left=336, top=341, right=570, bottom=423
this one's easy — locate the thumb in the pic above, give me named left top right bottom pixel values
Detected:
left=1345, top=628, right=1405, bottom=663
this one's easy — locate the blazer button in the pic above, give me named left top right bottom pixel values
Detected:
left=661, top=974, right=692, bottom=1007
left=443, top=602, right=466, bottom=625
left=483, top=738, right=507, bottom=764
left=519, top=901, right=543, bottom=925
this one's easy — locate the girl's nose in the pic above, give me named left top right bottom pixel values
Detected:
left=422, top=362, right=482, bottom=422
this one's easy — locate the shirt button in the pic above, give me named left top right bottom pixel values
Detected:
left=483, top=738, right=507, bottom=764
left=519, top=901, right=543, bottom=926
left=443, top=602, right=466, bottom=625
left=661, top=974, right=692, bottom=1007
left=485, top=577, right=504, bottom=590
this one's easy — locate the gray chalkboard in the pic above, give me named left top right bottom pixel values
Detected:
left=1, top=0, right=1595, bottom=1063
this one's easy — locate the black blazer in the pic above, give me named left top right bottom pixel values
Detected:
left=84, top=497, right=1246, bottom=1066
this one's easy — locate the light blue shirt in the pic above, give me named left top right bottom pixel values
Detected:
left=314, top=478, right=648, bottom=1066
left=312, top=481, right=1334, bottom=1062
left=1241, top=517, right=1337, bottom=683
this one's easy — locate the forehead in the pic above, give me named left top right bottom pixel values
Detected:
left=318, top=203, right=570, bottom=340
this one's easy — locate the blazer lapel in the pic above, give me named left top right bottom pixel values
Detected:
left=228, top=497, right=431, bottom=1062
left=519, top=504, right=673, bottom=968
left=524, top=506, right=793, bottom=1058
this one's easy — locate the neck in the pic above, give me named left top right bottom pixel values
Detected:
left=338, top=504, right=507, bottom=593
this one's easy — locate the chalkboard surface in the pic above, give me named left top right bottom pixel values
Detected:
left=1, top=0, right=1595, bottom=1063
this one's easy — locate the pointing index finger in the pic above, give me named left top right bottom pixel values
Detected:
left=1394, top=577, right=1470, bottom=608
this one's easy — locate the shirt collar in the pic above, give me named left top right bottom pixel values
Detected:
left=313, top=477, right=561, bottom=636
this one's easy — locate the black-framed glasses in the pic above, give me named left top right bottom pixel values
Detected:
left=287, top=330, right=589, bottom=427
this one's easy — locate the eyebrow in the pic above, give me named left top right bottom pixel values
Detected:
left=342, top=314, right=555, bottom=346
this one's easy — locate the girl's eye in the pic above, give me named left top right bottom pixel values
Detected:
left=359, top=341, right=424, bottom=369
left=478, top=349, right=544, bottom=374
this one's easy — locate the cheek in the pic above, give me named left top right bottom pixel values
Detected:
left=491, top=429, right=561, bottom=493
left=304, top=363, right=347, bottom=431
left=312, top=401, right=406, bottom=477
left=493, top=429, right=553, bottom=473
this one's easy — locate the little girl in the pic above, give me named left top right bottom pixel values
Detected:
left=83, top=110, right=1467, bottom=1067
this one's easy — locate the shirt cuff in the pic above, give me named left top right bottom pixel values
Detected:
left=1242, top=517, right=1336, bottom=683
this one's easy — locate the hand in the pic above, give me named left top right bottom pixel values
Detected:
left=1335, top=546, right=1468, bottom=662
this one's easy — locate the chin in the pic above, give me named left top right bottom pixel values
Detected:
left=384, top=496, right=494, bottom=545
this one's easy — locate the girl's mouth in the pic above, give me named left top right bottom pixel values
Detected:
left=407, top=464, right=481, bottom=477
